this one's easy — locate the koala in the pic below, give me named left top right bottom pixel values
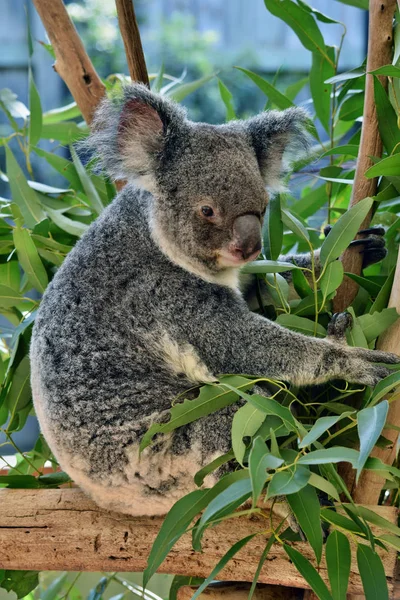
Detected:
left=30, top=84, right=399, bottom=516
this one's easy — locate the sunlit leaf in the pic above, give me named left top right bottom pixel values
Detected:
left=5, top=147, right=45, bottom=228
left=28, top=69, right=42, bottom=147
left=13, top=226, right=48, bottom=293
left=217, top=79, right=236, bottom=121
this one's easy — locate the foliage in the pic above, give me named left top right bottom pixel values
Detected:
left=0, top=0, right=400, bottom=598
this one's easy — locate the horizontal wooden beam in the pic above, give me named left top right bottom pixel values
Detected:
left=0, top=489, right=397, bottom=596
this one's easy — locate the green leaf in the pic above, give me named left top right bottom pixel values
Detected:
left=222, top=385, right=298, bottom=432
left=366, top=153, right=400, bottom=178
left=299, top=412, right=354, bottom=448
left=310, top=47, right=335, bottom=133
left=38, top=471, right=72, bottom=486
left=320, top=197, right=374, bottom=265
left=308, top=472, right=339, bottom=501
left=357, top=544, right=389, bottom=600
left=320, top=260, right=344, bottom=301
left=32, top=146, right=83, bottom=191
left=283, top=545, right=333, bottom=600
left=5, top=146, right=45, bottom=228
left=264, top=0, right=332, bottom=65
left=292, top=185, right=327, bottom=219
left=281, top=208, right=310, bottom=243
left=241, top=260, right=301, bottom=274
left=193, top=474, right=252, bottom=547
left=267, top=465, right=310, bottom=498
left=345, top=505, right=400, bottom=538
left=235, top=67, right=294, bottom=110
left=139, top=376, right=255, bottom=452
left=326, top=531, right=351, bottom=600
left=370, top=65, right=400, bottom=77
left=191, top=534, right=256, bottom=600
left=0, top=285, right=23, bottom=309
left=287, top=485, right=323, bottom=563
left=1, top=571, right=39, bottom=599
left=143, top=489, right=209, bottom=588
left=297, top=0, right=343, bottom=25
left=41, top=122, right=88, bottom=144
left=276, top=314, right=327, bottom=338
left=13, top=226, right=48, bottom=293
left=168, top=73, right=215, bottom=102
left=321, top=145, right=359, bottom=158
left=370, top=370, right=400, bottom=405
left=346, top=312, right=369, bottom=349
left=44, top=207, right=88, bottom=238
left=345, top=273, right=381, bottom=297
left=231, top=403, right=266, bottom=465
left=28, top=69, right=42, bottom=147
left=321, top=508, right=364, bottom=534
left=369, top=266, right=395, bottom=314
left=356, top=401, right=389, bottom=481
left=338, top=92, right=364, bottom=121
left=87, top=577, right=108, bottom=600
left=263, top=195, right=283, bottom=260
left=70, top=146, right=103, bottom=215
left=41, top=573, right=68, bottom=600
left=217, top=79, right=236, bottom=121
left=357, top=308, right=399, bottom=343
left=298, top=447, right=359, bottom=466
left=194, top=451, right=234, bottom=487
left=43, top=102, right=81, bottom=124
left=292, top=268, right=313, bottom=298
left=373, top=77, right=400, bottom=154
left=249, top=437, right=284, bottom=506
left=6, top=355, right=31, bottom=415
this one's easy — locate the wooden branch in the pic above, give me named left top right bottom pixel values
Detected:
left=0, top=489, right=397, bottom=596
left=345, top=246, right=400, bottom=503
left=115, top=0, right=149, bottom=86
left=32, top=0, right=106, bottom=124
left=333, top=0, right=396, bottom=313
left=177, top=584, right=302, bottom=599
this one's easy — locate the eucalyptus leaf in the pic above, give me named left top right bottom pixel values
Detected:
left=283, top=545, right=333, bottom=600
left=231, top=402, right=266, bottom=465
left=267, top=465, right=310, bottom=498
left=299, top=412, right=354, bottom=448
left=28, top=69, right=42, bottom=147
left=326, top=531, right=351, bottom=600
left=217, top=79, right=236, bottom=121
left=249, top=437, right=284, bottom=506
left=241, top=260, right=301, bottom=274
left=235, top=67, right=294, bottom=110
left=13, top=226, right=48, bottom=293
left=263, top=195, right=283, bottom=260
left=320, top=197, right=374, bottom=265
left=287, top=485, right=323, bottom=563
left=5, top=147, right=45, bottom=228
left=357, top=544, right=389, bottom=600
left=310, top=47, right=335, bottom=133
left=356, top=401, right=389, bottom=481
left=298, top=447, right=359, bottom=466
left=276, top=314, right=326, bottom=338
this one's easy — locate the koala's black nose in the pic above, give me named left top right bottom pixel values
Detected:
left=232, top=214, right=262, bottom=260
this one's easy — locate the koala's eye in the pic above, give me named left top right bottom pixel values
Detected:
left=201, top=206, right=214, bottom=218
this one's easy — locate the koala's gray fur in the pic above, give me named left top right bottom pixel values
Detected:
left=30, top=84, right=399, bottom=516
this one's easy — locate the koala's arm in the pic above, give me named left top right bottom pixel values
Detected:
left=178, top=289, right=398, bottom=388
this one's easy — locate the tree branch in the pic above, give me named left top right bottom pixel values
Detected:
left=333, top=0, right=397, bottom=313
left=115, top=0, right=149, bottom=86
left=32, top=0, right=106, bottom=124
left=0, top=489, right=397, bottom=595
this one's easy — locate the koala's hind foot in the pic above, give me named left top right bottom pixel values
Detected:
left=324, top=225, right=387, bottom=268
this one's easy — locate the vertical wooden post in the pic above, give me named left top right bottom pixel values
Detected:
left=333, top=0, right=396, bottom=313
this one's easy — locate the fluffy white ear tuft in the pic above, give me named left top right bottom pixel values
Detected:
left=246, top=107, right=311, bottom=193
left=86, top=83, right=186, bottom=190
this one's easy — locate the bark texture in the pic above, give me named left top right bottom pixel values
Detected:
left=333, top=0, right=397, bottom=312
left=0, top=489, right=397, bottom=596
left=115, top=0, right=149, bottom=85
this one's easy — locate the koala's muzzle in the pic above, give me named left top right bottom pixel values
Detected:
left=232, top=214, right=262, bottom=261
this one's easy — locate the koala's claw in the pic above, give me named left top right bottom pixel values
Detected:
left=327, top=311, right=353, bottom=343
left=324, top=225, right=387, bottom=269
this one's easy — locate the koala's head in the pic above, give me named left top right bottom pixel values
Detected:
left=90, top=84, right=310, bottom=280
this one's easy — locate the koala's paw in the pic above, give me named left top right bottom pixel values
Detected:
left=344, top=346, right=400, bottom=387
left=327, top=311, right=352, bottom=344
left=324, top=225, right=387, bottom=269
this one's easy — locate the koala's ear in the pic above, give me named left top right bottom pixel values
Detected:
left=88, top=83, right=186, bottom=189
left=246, top=107, right=311, bottom=193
